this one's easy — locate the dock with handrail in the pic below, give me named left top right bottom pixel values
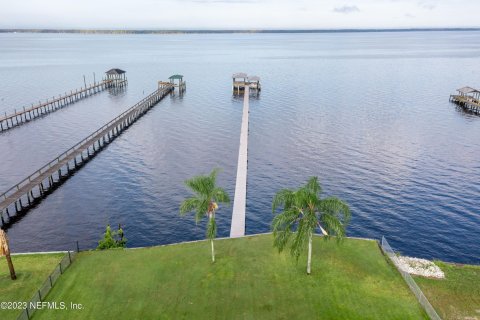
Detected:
left=450, top=86, right=480, bottom=113
left=0, top=81, right=173, bottom=228
left=0, top=69, right=128, bottom=133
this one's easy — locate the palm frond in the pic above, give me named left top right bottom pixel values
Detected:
left=271, top=176, right=351, bottom=263
left=318, top=197, right=350, bottom=241
left=319, top=197, right=351, bottom=225
left=213, top=187, right=230, bottom=205
left=195, top=199, right=210, bottom=223
left=272, top=208, right=300, bottom=252
left=180, top=197, right=200, bottom=216
left=185, top=175, right=214, bottom=197
left=272, top=189, right=295, bottom=213
left=209, top=168, right=221, bottom=183
left=305, top=176, right=322, bottom=195
left=290, top=208, right=317, bottom=259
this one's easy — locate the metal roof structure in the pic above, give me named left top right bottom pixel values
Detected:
left=457, top=86, right=479, bottom=94
left=168, top=74, right=184, bottom=80
left=248, top=76, right=260, bottom=82
left=105, top=68, right=126, bottom=75
left=232, top=72, right=248, bottom=79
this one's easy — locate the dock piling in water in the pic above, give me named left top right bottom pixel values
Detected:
left=0, top=69, right=128, bottom=133
left=450, top=86, right=480, bottom=114
left=0, top=81, right=175, bottom=229
left=232, top=73, right=261, bottom=95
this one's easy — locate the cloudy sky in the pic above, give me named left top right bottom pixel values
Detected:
left=0, top=0, right=478, bottom=29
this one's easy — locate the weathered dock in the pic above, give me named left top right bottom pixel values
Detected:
left=0, top=69, right=128, bottom=133
left=0, top=82, right=174, bottom=228
left=450, top=86, right=480, bottom=113
left=230, top=86, right=250, bottom=238
left=232, top=73, right=261, bottom=94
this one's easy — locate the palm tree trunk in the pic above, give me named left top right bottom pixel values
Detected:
left=5, top=253, right=17, bottom=280
left=307, top=233, right=312, bottom=275
left=211, top=239, right=215, bottom=263
left=209, top=212, right=215, bottom=263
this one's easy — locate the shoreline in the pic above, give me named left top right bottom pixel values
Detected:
left=1, top=28, right=480, bottom=35
left=11, top=233, right=479, bottom=267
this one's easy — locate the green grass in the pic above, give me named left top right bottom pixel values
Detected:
left=0, top=253, right=64, bottom=319
left=415, top=261, right=480, bottom=320
left=33, top=235, right=427, bottom=319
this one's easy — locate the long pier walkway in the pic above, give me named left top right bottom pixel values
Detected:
left=0, top=83, right=173, bottom=228
left=230, top=86, right=250, bottom=238
left=0, top=79, right=127, bottom=133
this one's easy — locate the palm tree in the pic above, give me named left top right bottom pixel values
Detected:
left=272, top=177, right=350, bottom=275
left=180, top=168, right=230, bottom=263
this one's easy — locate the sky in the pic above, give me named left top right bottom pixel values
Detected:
left=0, top=0, right=479, bottom=29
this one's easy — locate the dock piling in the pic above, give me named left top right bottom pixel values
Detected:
left=0, top=81, right=174, bottom=229
left=0, top=70, right=128, bottom=133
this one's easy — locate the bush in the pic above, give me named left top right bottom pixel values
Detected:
left=97, top=224, right=127, bottom=250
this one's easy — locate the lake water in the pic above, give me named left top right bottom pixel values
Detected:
left=0, top=31, right=479, bottom=264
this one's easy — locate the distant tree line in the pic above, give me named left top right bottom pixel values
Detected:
left=1, top=28, right=479, bottom=35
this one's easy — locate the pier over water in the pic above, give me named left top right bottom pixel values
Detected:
left=0, top=69, right=128, bottom=133
left=450, top=86, right=480, bottom=114
left=230, top=86, right=250, bottom=238
left=0, top=81, right=173, bottom=229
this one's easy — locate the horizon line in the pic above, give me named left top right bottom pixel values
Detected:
left=1, top=27, right=480, bottom=34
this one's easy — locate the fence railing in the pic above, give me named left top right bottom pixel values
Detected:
left=17, top=251, right=77, bottom=320
left=1, top=85, right=172, bottom=202
left=380, top=236, right=442, bottom=320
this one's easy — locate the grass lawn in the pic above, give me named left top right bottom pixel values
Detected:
left=33, top=235, right=427, bottom=319
left=0, top=253, right=64, bottom=320
left=415, top=261, right=480, bottom=320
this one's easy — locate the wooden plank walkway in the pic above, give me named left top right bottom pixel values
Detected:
left=0, top=78, right=127, bottom=133
left=450, top=94, right=480, bottom=113
left=230, top=86, right=250, bottom=238
left=0, top=83, right=173, bottom=228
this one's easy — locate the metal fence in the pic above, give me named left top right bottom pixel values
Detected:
left=17, top=251, right=77, bottom=320
left=380, top=236, right=441, bottom=320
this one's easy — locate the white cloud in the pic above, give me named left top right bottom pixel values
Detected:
left=0, top=0, right=479, bottom=29
left=333, top=6, right=360, bottom=14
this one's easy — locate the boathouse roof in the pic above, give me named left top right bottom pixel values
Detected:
left=457, top=86, right=479, bottom=94
left=233, top=72, right=248, bottom=79
left=168, top=74, right=184, bottom=80
left=106, top=68, right=126, bottom=75
left=248, top=76, right=260, bottom=82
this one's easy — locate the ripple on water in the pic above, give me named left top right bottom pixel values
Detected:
left=1, top=32, right=479, bottom=264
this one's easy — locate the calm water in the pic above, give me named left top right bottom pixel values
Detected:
left=0, top=32, right=479, bottom=264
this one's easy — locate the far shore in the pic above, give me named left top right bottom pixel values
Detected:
left=1, top=28, right=480, bottom=35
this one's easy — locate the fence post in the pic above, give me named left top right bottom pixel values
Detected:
left=49, top=275, right=53, bottom=287
left=76, top=241, right=80, bottom=253
left=381, top=236, right=442, bottom=320
left=38, top=290, right=42, bottom=302
left=68, top=251, right=72, bottom=263
left=59, top=262, right=63, bottom=274
left=26, top=307, right=30, bottom=320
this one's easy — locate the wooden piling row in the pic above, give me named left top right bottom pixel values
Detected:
left=0, top=83, right=173, bottom=228
left=0, top=78, right=127, bottom=133
left=450, top=95, right=480, bottom=114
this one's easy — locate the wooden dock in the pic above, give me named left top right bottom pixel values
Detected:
left=0, top=71, right=128, bottom=133
left=450, top=95, right=480, bottom=113
left=0, top=82, right=173, bottom=228
left=232, top=73, right=261, bottom=95
left=450, top=86, right=480, bottom=114
left=230, top=86, right=250, bottom=238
